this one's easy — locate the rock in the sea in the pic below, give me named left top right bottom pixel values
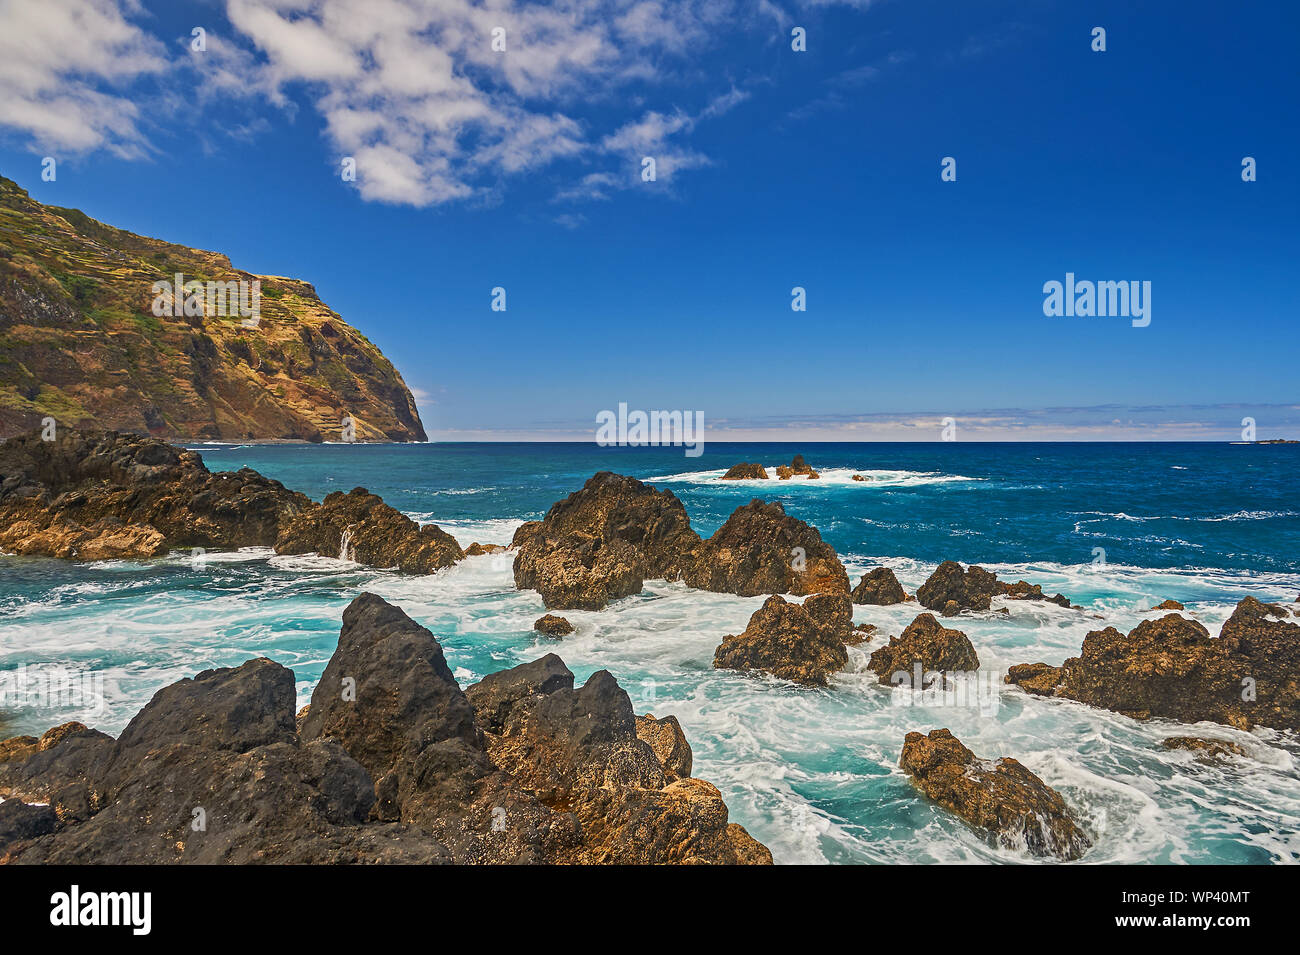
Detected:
left=1151, top=599, right=1185, bottom=611
left=534, top=614, right=575, bottom=637
left=685, top=499, right=850, bottom=597
left=1161, top=736, right=1247, bottom=763
left=465, top=542, right=506, bottom=555
left=514, top=472, right=700, bottom=610
left=712, top=594, right=850, bottom=686
left=275, top=487, right=463, bottom=573
left=720, top=462, right=769, bottom=480
left=899, top=729, right=1091, bottom=860
left=0, top=428, right=311, bottom=560
left=917, top=561, right=1071, bottom=612
left=0, top=593, right=770, bottom=865
left=1006, top=598, right=1300, bottom=731
left=635, top=714, right=693, bottom=780
left=846, top=623, right=878, bottom=646
left=916, top=561, right=998, bottom=612
left=868, top=613, right=979, bottom=685
left=851, top=566, right=908, bottom=605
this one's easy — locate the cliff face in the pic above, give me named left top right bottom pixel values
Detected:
left=0, top=176, right=425, bottom=442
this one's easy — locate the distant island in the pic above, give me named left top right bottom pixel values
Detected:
left=0, top=175, right=425, bottom=442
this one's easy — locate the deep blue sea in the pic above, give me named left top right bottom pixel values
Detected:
left=2, top=442, right=1298, bottom=863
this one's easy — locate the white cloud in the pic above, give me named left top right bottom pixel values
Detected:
left=0, top=0, right=168, bottom=156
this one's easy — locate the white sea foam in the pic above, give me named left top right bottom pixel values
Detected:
left=648, top=466, right=980, bottom=488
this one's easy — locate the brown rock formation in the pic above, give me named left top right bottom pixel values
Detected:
left=533, top=614, right=575, bottom=637
left=274, top=487, right=463, bottom=573
left=1006, top=598, right=1300, bottom=731
left=917, top=561, right=1072, bottom=612
left=712, top=594, right=850, bottom=686
left=0, top=594, right=770, bottom=865
left=684, top=499, right=849, bottom=597
left=513, top=472, right=700, bottom=610
left=720, top=462, right=769, bottom=480
left=1161, top=736, right=1247, bottom=763
left=635, top=714, right=693, bottom=780
left=899, top=729, right=1091, bottom=860
left=0, top=427, right=310, bottom=560
left=1151, top=599, right=1185, bottom=611
left=868, top=613, right=980, bottom=685
left=851, top=566, right=909, bottom=605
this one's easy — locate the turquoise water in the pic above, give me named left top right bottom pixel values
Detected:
left=2, top=442, right=1298, bottom=863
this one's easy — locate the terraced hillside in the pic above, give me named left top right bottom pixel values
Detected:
left=0, top=175, right=425, bottom=442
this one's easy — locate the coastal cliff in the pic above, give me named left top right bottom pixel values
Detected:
left=0, top=175, right=424, bottom=442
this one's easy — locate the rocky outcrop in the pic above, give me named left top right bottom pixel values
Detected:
left=635, top=714, right=693, bottom=780
left=1161, top=736, right=1247, bottom=763
left=0, top=174, right=425, bottom=442
left=534, top=614, right=574, bottom=637
left=868, top=613, right=979, bottom=685
left=513, top=472, right=700, bottom=610
left=465, top=542, right=506, bottom=555
left=1006, top=598, right=1300, bottom=731
left=916, top=561, right=1071, bottom=612
left=0, top=594, right=769, bottom=865
left=1151, top=599, right=1185, bottom=611
left=851, top=566, right=909, bottom=605
left=720, top=463, right=768, bottom=480
left=774, top=454, right=819, bottom=480
left=0, top=428, right=310, bottom=560
left=274, top=487, right=463, bottom=573
left=712, top=594, right=850, bottom=686
left=916, top=561, right=998, bottom=612
left=684, top=499, right=849, bottom=597
left=899, top=729, right=1091, bottom=860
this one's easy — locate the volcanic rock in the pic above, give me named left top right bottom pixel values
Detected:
left=1151, top=599, right=1185, bottom=611
left=712, top=594, right=850, bottom=686
left=899, top=729, right=1091, bottom=860
left=851, top=566, right=909, bottom=605
left=1161, top=736, right=1247, bottom=763
left=513, top=472, right=700, bottom=610
left=534, top=614, right=575, bottom=637
left=0, top=428, right=311, bottom=560
left=721, top=463, right=768, bottom=480
left=275, top=487, right=463, bottom=573
left=635, top=714, right=693, bottom=780
left=684, top=499, right=849, bottom=597
left=868, top=613, right=979, bottom=686
left=916, top=561, right=998, bottom=612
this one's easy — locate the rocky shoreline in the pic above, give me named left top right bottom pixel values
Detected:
left=3, top=427, right=1298, bottom=863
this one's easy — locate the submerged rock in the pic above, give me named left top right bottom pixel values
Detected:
left=684, top=499, right=849, bottom=597
left=1007, top=598, right=1300, bottom=731
left=275, top=487, right=463, bottom=573
left=712, top=594, right=850, bottom=686
left=513, top=472, right=700, bottom=610
left=868, top=613, right=979, bottom=686
left=720, top=462, right=769, bottom=480
left=534, top=614, right=575, bottom=637
left=899, top=729, right=1091, bottom=860
left=1, top=593, right=770, bottom=865
left=1161, top=736, right=1247, bottom=763
left=0, top=428, right=311, bottom=560
left=851, top=566, right=909, bottom=605
left=465, top=542, right=507, bottom=555
left=1151, top=599, right=1185, bottom=611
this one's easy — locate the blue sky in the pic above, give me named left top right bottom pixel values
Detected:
left=1, top=0, right=1296, bottom=440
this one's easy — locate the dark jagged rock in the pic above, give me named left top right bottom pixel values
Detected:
left=1, top=594, right=769, bottom=865
left=534, top=614, right=575, bottom=637
left=1161, top=736, right=1247, bottom=763
left=1004, top=662, right=1063, bottom=697
left=685, top=499, right=849, bottom=597
left=917, top=561, right=1072, bottom=612
left=513, top=472, right=700, bottom=610
left=635, top=714, right=693, bottom=780
left=900, top=729, right=1091, bottom=860
left=1007, top=599, right=1300, bottom=731
left=275, top=487, right=463, bottom=573
left=720, top=462, right=769, bottom=480
left=712, top=594, right=850, bottom=686
left=851, top=566, right=909, bottom=605
left=1151, top=599, right=1185, bottom=611
left=916, top=561, right=998, bottom=612
left=868, top=613, right=979, bottom=686
left=0, top=427, right=311, bottom=560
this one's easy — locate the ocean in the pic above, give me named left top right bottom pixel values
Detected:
left=2, top=441, right=1298, bottom=864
